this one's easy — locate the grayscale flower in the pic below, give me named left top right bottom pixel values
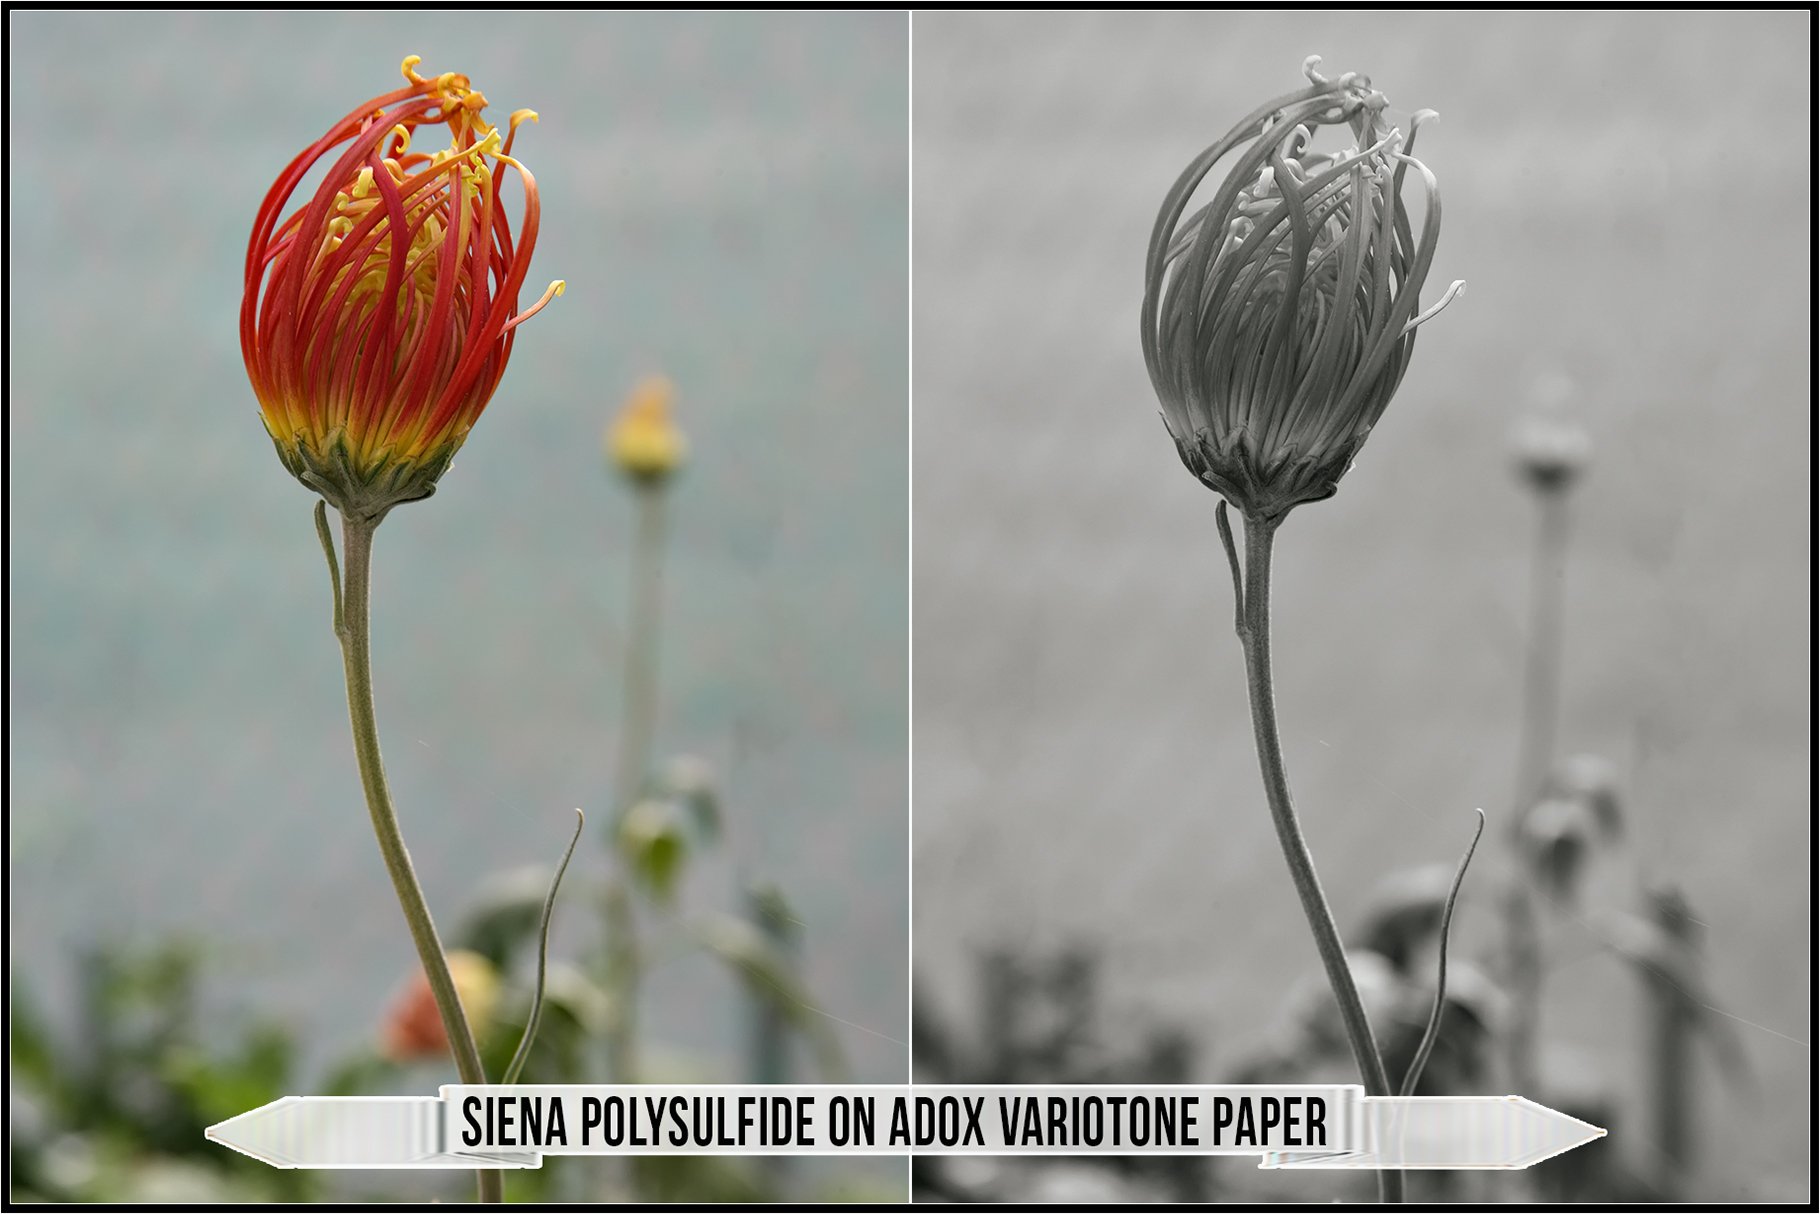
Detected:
left=1142, top=57, right=1463, bottom=521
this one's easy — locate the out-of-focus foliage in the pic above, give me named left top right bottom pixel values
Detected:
left=8, top=833, right=870, bottom=1207
left=8, top=750, right=855, bottom=1205
left=613, top=755, right=724, bottom=905
left=10, top=941, right=317, bottom=1204
left=913, top=946, right=1207, bottom=1203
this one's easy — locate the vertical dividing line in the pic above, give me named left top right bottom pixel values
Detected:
left=904, top=13, right=918, bottom=1208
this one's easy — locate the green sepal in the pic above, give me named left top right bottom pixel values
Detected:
left=271, top=429, right=463, bottom=525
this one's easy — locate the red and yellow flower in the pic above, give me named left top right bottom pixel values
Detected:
left=241, top=57, right=563, bottom=521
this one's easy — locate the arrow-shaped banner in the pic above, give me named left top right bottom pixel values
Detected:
left=207, top=1084, right=1603, bottom=1170
left=204, top=1097, right=540, bottom=1170
left=1264, top=1096, right=1605, bottom=1170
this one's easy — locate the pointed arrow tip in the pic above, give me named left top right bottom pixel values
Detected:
left=205, top=1098, right=302, bottom=1168
left=1507, top=1095, right=1608, bottom=1167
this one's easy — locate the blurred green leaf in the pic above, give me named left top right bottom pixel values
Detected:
left=633, top=1154, right=769, bottom=1204
left=165, top=1023, right=295, bottom=1125
left=618, top=798, right=690, bottom=902
left=695, top=913, right=845, bottom=1079
left=657, top=754, right=722, bottom=844
left=482, top=963, right=614, bottom=1083
left=10, top=936, right=320, bottom=1202
left=10, top=981, right=65, bottom=1108
left=457, top=863, right=568, bottom=972
left=319, top=1049, right=402, bottom=1098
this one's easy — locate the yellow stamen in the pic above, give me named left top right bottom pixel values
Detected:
left=504, top=279, right=565, bottom=332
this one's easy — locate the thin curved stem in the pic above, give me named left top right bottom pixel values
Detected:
left=1215, top=501, right=1245, bottom=636
left=503, top=809, right=586, bottom=1086
left=1400, top=809, right=1486, bottom=1098
left=1231, top=513, right=1401, bottom=1204
left=331, top=513, right=501, bottom=1205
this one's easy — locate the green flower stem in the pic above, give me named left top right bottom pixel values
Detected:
left=328, top=510, right=501, bottom=1205
left=615, top=483, right=669, bottom=814
left=602, top=881, right=640, bottom=1083
left=1230, top=510, right=1401, bottom=1205
left=601, top=481, right=666, bottom=1095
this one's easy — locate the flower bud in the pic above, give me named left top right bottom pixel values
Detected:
left=1511, top=372, right=1592, bottom=492
left=1513, top=413, right=1592, bottom=493
left=1141, top=58, right=1462, bottom=521
left=241, top=58, right=563, bottom=523
left=607, top=376, right=688, bottom=484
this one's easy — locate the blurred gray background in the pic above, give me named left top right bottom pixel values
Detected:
left=9, top=0, right=905, bottom=1165
left=913, top=9, right=1809, bottom=1203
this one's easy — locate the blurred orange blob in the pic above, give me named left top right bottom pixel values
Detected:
left=380, top=949, right=501, bottom=1062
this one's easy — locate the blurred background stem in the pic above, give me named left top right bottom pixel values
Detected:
left=602, top=481, right=670, bottom=1080
left=1230, top=511, right=1402, bottom=1205
left=616, top=483, right=670, bottom=814
left=1505, top=487, right=1570, bottom=1097
left=1515, top=491, right=1569, bottom=823
left=603, top=882, right=641, bottom=1084
left=329, top=511, right=500, bottom=1205
left=748, top=886, right=799, bottom=1196
left=599, top=479, right=669, bottom=1200
left=1644, top=884, right=1700, bottom=1199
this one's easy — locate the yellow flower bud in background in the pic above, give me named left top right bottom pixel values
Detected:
left=447, top=949, right=502, bottom=1040
left=607, top=375, right=688, bottom=484
left=380, top=948, right=502, bottom=1062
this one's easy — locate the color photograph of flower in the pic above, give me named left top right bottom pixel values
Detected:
left=9, top=11, right=907, bottom=1205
